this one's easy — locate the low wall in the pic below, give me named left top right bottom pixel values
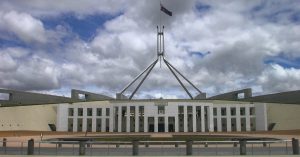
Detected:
left=0, top=104, right=57, bottom=131
left=267, top=103, right=300, bottom=130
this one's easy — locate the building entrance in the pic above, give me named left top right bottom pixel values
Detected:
left=148, top=124, right=154, bottom=132
left=168, top=124, right=174, bottom=132
left=158, top=124, right=165, bottom=132
left=148, top=117, right=154, bottom=132
left=158, top=117, right=165, bottom=132
left=168, top=117, right=175, bottom=132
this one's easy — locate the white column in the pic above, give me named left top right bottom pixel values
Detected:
left=208, top=106, right=214, bottom=132
left=217, top=107, right=222, bottom=132
left=192, top=105, right=196, bottom=132
left=226, top=106, right=231, bottom=132
left=245, top=106, right=251, bottom=131
left=144, top=116, right=148, bottom=132
left=92, top=107, right=96, bottom=132
left=255, top=104, right=267, bottom=131
left=126, top=106, right=130, bottom=132
left=118, top=106, right=122, bottom=132
left=175, top=115, right=179, bottom=132
left=73, top=107, right=78, bottom=132
left=183, top=106, right=188, bottom=132
left=101, top=108, right=105, bottom=132
left=201, top=105, right=205, bottom=132
left=109, top=107, right=114, bottom=132
left=135, top=106, right=139, bottom=132
left=236, top=106, right=241, bottom=131
left=154, top=117, right=158, bottom=132
left=165, top=116, right=169, bottom=132
left=56, top=104, right=68, bottom=131
left=82, top=108, right=87, bottom=132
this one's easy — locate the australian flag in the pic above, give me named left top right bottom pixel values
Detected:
left=160, top=3, right=172, bottom=16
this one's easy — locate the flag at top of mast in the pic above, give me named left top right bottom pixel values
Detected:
left=160, top=3, right=172, bottom=16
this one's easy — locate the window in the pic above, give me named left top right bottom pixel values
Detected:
left=237, top=93, right=245, bottom=99
left=121, top=106, right=127, bottom=117
left=78, top=94, right=86, bottom=100
left=139, top=106, right=144, bottom=116
left=158, top=106, right=165, bottom=114
left=179, top=117, right=183, bottom=122
left=87, top=108, right=93, bottom=116
left=240, top=107, right=245, bottom=116
left=231, top=108, right=236, bottom=116
left=106, top=108, right=110, bottom=116
left=221, top=107, right=226, bottom=116
left=250, top=107, right=255, bottom=115
left=130, top=106, right=135, bottom=116
left=178, top=106, right=184, bottom=114
left=213, top=108, right=217, bottom=116
left=196, top=106, right=201, bottom=118
left=68, top=108, right=74, bottom=116
left=78, top=108, right=83, bottom=116
left=97, top=108, right=102, bottom=116
left=0, top=93, right=10, bottom=100
left=187, top=106, right=192, bottom=113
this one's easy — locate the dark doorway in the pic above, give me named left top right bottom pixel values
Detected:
left=148, top=124, right=154, bottom=132
left=158, top=117, right=165, bottom=132
left=168, top=124, right=174, bottom=132
left=148, top=117, right=154, bottom=132
left=158, top=124, right=165, bottom=132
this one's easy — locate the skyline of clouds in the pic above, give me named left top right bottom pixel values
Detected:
left=0, top=0, right=299, bottom=98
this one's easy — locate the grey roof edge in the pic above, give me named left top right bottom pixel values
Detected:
left=0, top=88, right=114, bottom=107
left=0, top=88, right=72, bottom=107
left=1, top=88, right=300, bottom=107
left=244, top=90, right=300, bottom=104
left=71, top=89, right=114, bottom=101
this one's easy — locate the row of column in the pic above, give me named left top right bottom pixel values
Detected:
left=69, top=105, right=218, bottom=132
left=116, top=105, right=214, bottom=133
left=71, top=107, right=113, bottom=132
left=215, top=106, right=252, bottom=132
left=117, top=106, right=142, bottom=132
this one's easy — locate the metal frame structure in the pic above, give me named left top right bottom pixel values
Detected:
left=117, top=26, right=204, bottom=99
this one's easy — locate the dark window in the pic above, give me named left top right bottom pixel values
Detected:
left=158, top=106, right=165, bottom=114
left=87, top=108, right=93, bottom=116
left=78, top=108, right=83, bottom=116
left=178, top=106, right=184, bottom=114
left=106, top=108, right=110, bottom=116
left=97, top=108, right=102, bottom=116
left=240, top=108, right=245, bottom=115
left=231, top=108, right=236, bottom=116
left=68, top=108, right=74, bottom=116
left=250, top=107, right=255, bottom=115
left=187, top=106, right=192, bottom=113
left=221, top=107, right=226, bottom=116
left=139, top=106, right=144, bottom=116
left=213, top=108, right=217, bottom=116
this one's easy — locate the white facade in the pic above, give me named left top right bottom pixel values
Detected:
left=56, top=100, right=267, bottom=132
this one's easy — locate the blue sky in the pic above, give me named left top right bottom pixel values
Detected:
left=41, top=13, right=121, bottom=41
left=0, top=0, right=300, bottom=98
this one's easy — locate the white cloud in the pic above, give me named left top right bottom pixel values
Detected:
left=0, top=48, right=61, bottom=91
left=0, top=47, right=29, bottom=72
left=0, top=11, right=47, bottom=43
left=0, top=0, right=300, bottom=98
left=0, top=0, right=127, bottom=16
left=258, top=64, right=300, bottom=93
left=0, top=52, right=17, bottom=72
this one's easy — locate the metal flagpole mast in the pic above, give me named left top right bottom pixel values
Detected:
left=117, top=1, right=204, bottom=100
left=159, top=0, right=162, bottom=68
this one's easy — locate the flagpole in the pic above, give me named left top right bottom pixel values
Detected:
left=160, top=0, right=162, bottom=30
left=159, top=0, right=162, bottom=98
